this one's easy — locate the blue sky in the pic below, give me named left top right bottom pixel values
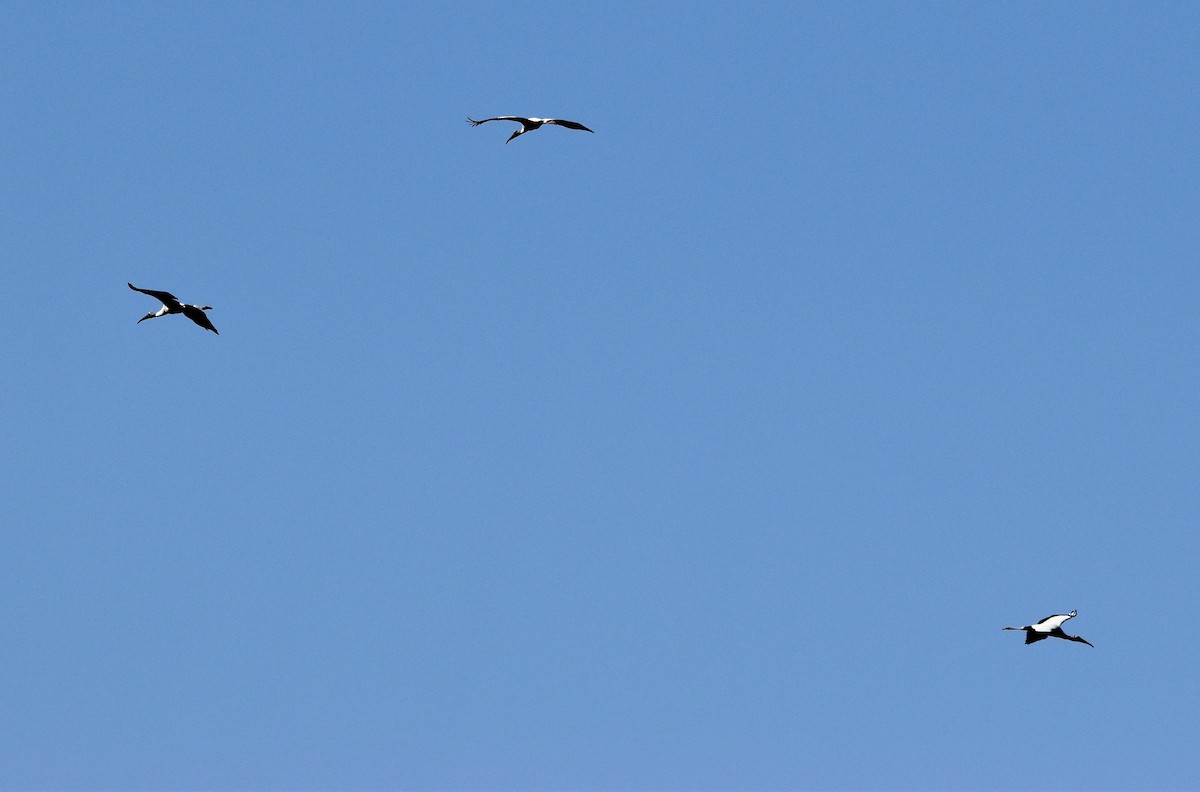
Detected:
left=2, top=2, right=1198, bottom=789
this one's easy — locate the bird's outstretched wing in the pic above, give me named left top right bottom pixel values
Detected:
left=1033, top=613, right=1074, bottom=631
left=544, top=118, right=594, bottom=133
left=182, top=305, right=219, bottom=334
left=467, top=116, right=532, bottom=127
left=1027, top=612, right=1075, bottom=628
left=128, top=282, right=181, bottom=308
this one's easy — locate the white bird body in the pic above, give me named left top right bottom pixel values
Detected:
left=467, top=115, right=594, bottom=144
left=1003, top=610, right=1093, bottom=647
left=128, top=283, right=219, bottom=334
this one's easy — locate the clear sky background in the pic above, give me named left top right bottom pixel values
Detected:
left=2, top=2, right=1198, bottom=789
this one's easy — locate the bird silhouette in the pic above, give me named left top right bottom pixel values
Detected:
left=128, top=283, right=218, bottom=334
left=467, top=116, right=594, bottom=144
left=1003, top=610, right=1093, bottom=647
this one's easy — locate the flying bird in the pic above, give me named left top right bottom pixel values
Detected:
left=467, top=116, right=594, bottom=144
left=128, top=283, right=219, bottom=334
left=1003, top=610, right=1093, bottom=647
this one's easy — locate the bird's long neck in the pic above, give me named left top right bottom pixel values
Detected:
left=141, top=306, right=169, bottom=321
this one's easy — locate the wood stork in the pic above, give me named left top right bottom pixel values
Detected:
left=467, top=116, right=594, bottom=144
left=128, top=283, right=219, bottom=334
left=1003, top=610, right=1093, bottom=647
